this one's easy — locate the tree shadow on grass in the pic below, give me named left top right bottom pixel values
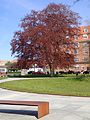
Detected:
left=74, top=75, right=86, bottom=81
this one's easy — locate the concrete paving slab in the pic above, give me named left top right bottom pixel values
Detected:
left=0, top=78, right=90, bottom=120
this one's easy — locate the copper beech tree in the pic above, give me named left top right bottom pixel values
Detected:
left=11, top=3, right=80, bottom=74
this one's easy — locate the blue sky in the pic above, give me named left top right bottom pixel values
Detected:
left=0, top=0, right=90, bottom=60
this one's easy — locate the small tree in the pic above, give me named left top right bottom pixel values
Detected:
left=5, top=61, right=18, bottom=72
left=11, top=3, right=80, bottom=74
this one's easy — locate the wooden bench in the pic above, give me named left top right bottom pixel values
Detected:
left=0, top=100, right=49, bottom=119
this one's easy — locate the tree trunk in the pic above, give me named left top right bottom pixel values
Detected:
left=49, top=64, right=55, bottom=75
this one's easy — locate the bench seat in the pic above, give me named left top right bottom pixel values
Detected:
left=0, top=100, right=49, bottom=119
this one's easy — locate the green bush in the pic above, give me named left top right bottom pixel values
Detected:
left=8, top=74, right=51, bottom=78
left=8, top=73, right=64, bottom=78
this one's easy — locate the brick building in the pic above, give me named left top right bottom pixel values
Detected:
left=73, top=26, right=90, bottom=71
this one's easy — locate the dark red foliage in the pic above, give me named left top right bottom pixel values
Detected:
left=11, top=3, right=80, bottom=73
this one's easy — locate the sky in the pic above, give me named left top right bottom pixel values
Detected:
left=0, top=0, right=90, bottom=60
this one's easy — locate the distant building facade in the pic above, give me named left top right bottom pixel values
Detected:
left=73, top=26, right=90, bottom=71
left=0, top=66, right=7, bottom=77
left=0, top=59, right=17, bottom=66
left=0, top=66, right=7, bottom=73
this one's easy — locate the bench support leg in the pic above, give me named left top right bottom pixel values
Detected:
left=38, top=103, right=49, bottom=119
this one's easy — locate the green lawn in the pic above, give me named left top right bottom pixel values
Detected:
left=0, top=77, right=7, bottom=80
left=0, top=76, right=90, bottom=97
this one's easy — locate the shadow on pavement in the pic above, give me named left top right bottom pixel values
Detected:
left=0, top=109, right=38, bottom=118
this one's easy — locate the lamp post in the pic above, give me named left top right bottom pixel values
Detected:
left=33, top=64, right=37, bottom=72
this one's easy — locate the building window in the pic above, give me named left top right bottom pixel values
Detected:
left=74, top=42, right=79, bottom=47
left=74, top=58, right=79, bottom=62
left=83, top=34, right=88, bottom=39
left=66, top=58, right=70, bottom=62
left=66, top=36, right=70, bottom=39
left=83, top=57, right=88, bottom=62
left=83, top=42, right=88, bottom=47
left=74, top=35, right=78, bottom=40
left=66, top=43, right=70, bottom=47
left=0, top=68, right=5, bottom=72
left=66, top=50, right=71, bottom=54
left=84, top=28, right=88, bottom=33
left=74, top=50, right=78, bottom=54
left=83, top=49, right=88, bottom=54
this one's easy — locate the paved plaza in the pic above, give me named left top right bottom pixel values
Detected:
left=0, top=78, right=90, bottom=120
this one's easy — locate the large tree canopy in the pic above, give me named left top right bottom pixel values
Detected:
left=11, top=3, right=80, bottom=73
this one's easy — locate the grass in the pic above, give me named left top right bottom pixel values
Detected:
left=0, top=77, right=7, bottom=80
left=0, top=76, right=90, bottom=97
